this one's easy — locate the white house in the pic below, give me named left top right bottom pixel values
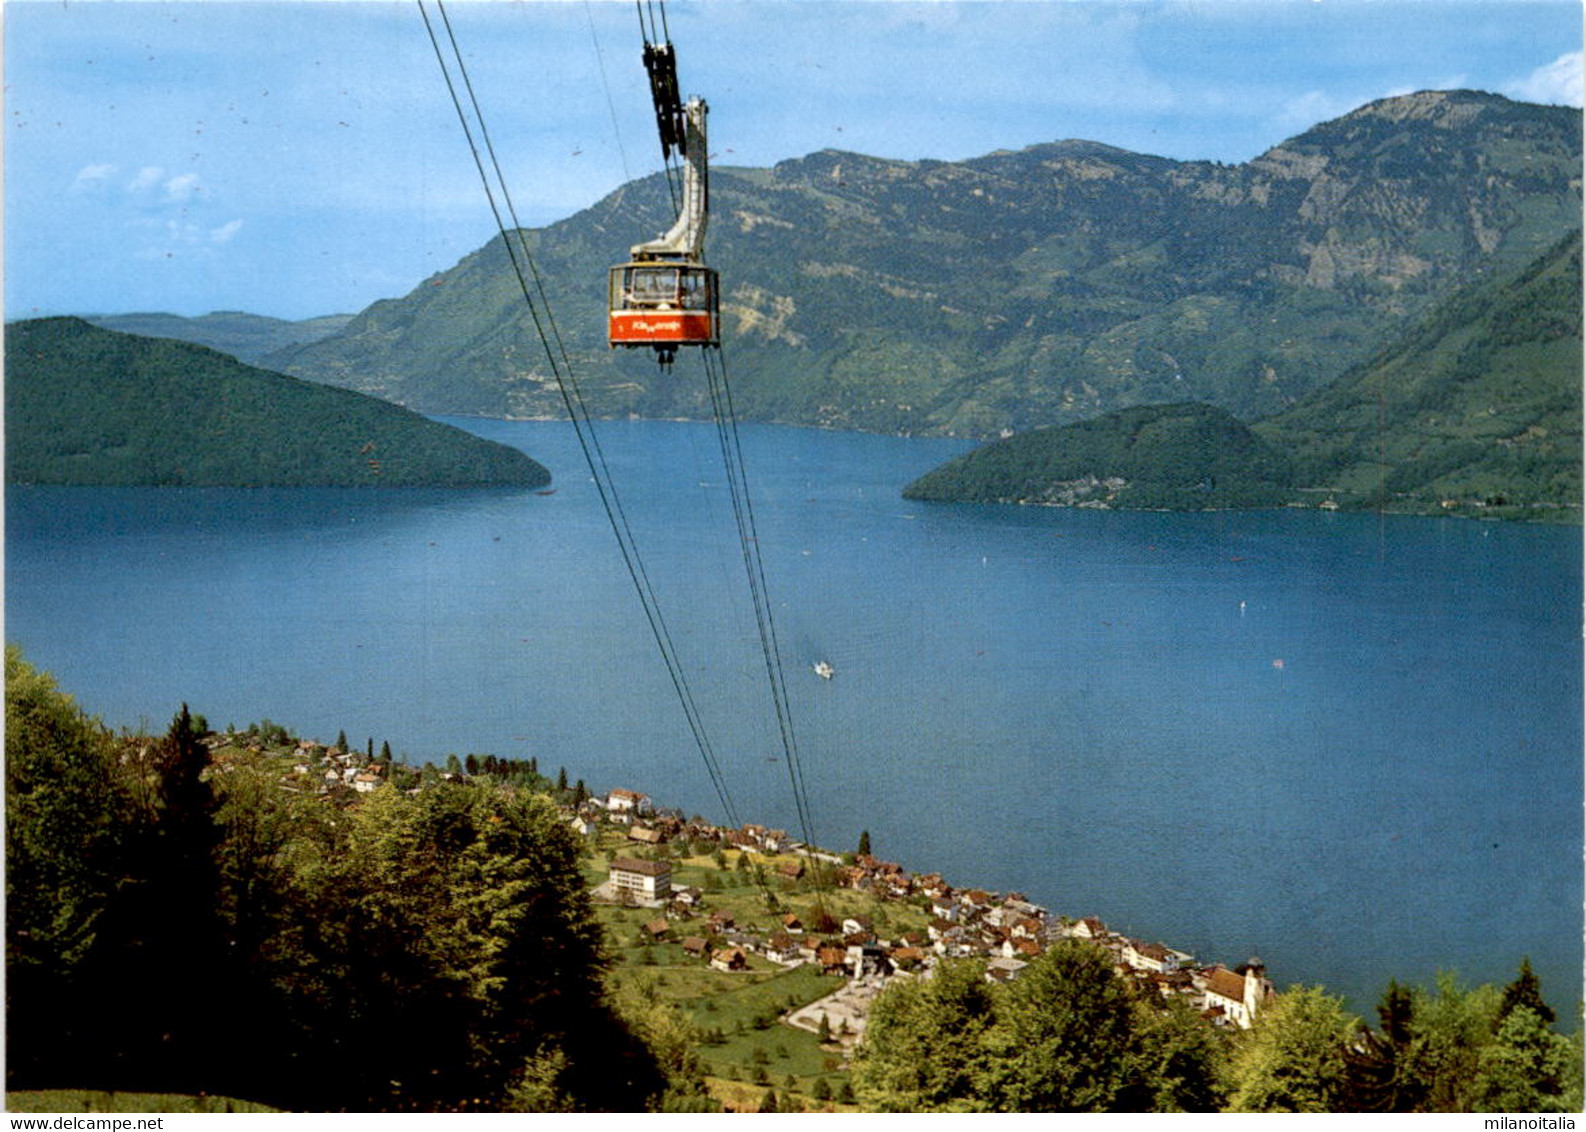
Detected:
left=605, top=786, right=656, bottom=811
left=606, top=788, right=654, bottom=815
left=1193, top=962, right=1269, bottom=1029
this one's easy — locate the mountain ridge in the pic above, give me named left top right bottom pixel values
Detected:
left=260, top=90, right=1581, bottom=439
left=83, top=310, right=354, bottom=367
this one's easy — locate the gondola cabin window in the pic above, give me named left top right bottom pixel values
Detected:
left=608, top=261, right=720, bottom=351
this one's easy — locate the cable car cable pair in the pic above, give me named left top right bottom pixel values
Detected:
left=418, top=0, right=748, bottom=840
left=422, top=0, right=826, bottom=910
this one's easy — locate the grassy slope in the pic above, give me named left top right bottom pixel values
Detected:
left=6, top=1091, right=277, bottom=1113
left=585, top=830, right=926, bottom=1110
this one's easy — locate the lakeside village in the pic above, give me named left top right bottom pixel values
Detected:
left=262, top=733, right=1275, bottom=1049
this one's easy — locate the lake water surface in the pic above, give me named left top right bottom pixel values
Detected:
left=7, top=418, right=1581, bottom=1012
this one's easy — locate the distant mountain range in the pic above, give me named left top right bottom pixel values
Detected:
left=5, top=318, right=549, bottom=489
left=904, top=230, right=1582, bottom=519
left=84, top=310, right=354, bottom=367
left=256, top=90, right=1580, bottom=441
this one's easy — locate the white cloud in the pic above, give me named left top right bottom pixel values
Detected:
left=70, top=163, right=117, bottom=191
left=163, top=173, right=201, bottom=201
left=127, top=166, right=164, bottom=193
left=210, top=219, right=244, bottom=244
left=1273, top=90, right=1357, bottom=133
left=1508, top=52, right=1584, bottom=108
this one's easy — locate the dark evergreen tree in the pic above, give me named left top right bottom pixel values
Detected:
left=556, top=766, right=569, bottom=792
left=1344, top=979, right=1425, bottom=1112
left=1498, top=957, right=1556, bottom=1029
left=857, top=829, right=871, bottom=857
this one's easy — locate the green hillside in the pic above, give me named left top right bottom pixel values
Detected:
left=5, top=318, right=550, bottom=488
left=902, top=232, right=1582, bottom=519
left=1253, top=229, right=1582, bottom=519
left=902, top=402, right=1295, bottom=510
left=264, top=91, right=1581, bottom=437
left=84, top=310, right=353, bottom=366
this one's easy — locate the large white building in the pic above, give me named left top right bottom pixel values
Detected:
left=609, top=857, right=672, bottom=901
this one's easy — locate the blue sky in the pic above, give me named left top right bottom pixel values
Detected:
left=5, top=0, right=1581, bottom=321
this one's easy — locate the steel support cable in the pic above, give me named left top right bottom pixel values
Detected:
left=700, top=348, right=830, bottom=906
left=419, top=0, right=744, bottom=832
left=585, top=0, right=634, bottom=190
left=429, top=4, right=696, bottom=716
left=706, top=352, right=830, bottom=909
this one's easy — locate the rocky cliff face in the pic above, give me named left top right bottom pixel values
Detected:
left=265, top=91, right=1581, bottom=437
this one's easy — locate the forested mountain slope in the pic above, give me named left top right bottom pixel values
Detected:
left=901, top=232, right=1582, bottom=519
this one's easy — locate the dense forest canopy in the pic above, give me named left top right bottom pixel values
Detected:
left=3, top=647, right=701, bottom=1111
left=4, top=318, right=550, bottom=489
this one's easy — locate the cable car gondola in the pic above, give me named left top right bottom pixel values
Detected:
left=608, top=42, right=718, bottom=365
left=607, top=255, right=719, bottom=364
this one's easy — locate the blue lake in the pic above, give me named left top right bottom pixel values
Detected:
left=6, top=418, right=1582, bottom=1013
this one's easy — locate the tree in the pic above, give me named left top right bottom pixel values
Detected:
left=985, top=941, right=1142, bottom=1111
left=556, top=766, right=569, bottom=792
left=336, top=728, right=348, bottom=751
left=1227, top=986, right=1356, bottom=1112
left=313, top=782, right=658, bottom=1111
left=1396, top=972, right=1503, bottom=1112
left=1472, top=1006, right=1582, bottom=1113
left=852, top=958, right=996, bottom=1111
left=380, top=739, right=393, bottom=765
left=857, top=829, right=871, bottom=857
left=5, top=647, right=125, bottom=1081
left=1497, top=957, right=1556, bottom=1029
left=1123, top=992, right=1230, bottom=1112
left=1343, top=978, right=1425, bottom=1112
